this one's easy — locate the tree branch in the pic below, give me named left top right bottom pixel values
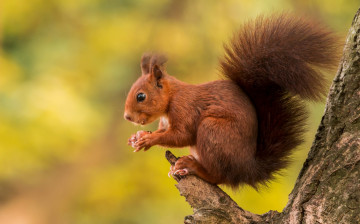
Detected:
left=165, top=7, right=360, bottom=224
left=165, top=151, right=264, bottom=224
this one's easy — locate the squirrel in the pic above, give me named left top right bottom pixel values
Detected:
left=124, top=14, right=339, bottom=188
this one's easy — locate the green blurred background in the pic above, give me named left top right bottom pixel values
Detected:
left=0, top=0, right=358, bottom=223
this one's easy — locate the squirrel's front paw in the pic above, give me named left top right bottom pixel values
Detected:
left=133, top=132, right=154, bottom=152
left=128, top=131, right=152, bottom=151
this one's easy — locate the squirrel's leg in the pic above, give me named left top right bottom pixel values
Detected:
left=169, top=154, right=220, bottom=184
left=195, top=117, right=257, bottom=186
left=134, top=127, right=194, bottom=151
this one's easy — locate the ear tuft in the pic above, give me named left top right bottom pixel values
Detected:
left=140, top=53, right=152, bottom=75
left=140, top=53, right=168, bottom=77
left=150, top=54, right=168, bottom=69
left=150, top=54, right=167, bottom=81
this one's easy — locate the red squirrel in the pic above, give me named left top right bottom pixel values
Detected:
left=124, top=14, right=339, bottom=188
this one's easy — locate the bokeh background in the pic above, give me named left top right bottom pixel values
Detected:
left=0, top=0, right=358, bottom=223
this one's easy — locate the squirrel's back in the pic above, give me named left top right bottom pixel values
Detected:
left=220, top=13, right=339, bottom=186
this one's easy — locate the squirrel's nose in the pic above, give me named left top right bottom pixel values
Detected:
left=124, top=113, right=132, bottom=121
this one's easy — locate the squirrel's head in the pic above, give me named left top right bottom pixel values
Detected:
left=124, top=53, right=170, bottom=125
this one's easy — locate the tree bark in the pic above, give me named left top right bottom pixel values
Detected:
left=166, top=8, right=360, bottom=224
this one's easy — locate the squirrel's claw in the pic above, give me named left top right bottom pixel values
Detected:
left=173, top=168, right=189, bottom=176
left=128, top=135, right=136, bottom=146
left=168, top=166, right=189, bottom=177
left=168, top=165, right=174, bottom=177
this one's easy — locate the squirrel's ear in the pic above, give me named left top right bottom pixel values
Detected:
left=140, top=53, right=151, bottom=75
left=151, top=64, right=163, bottom=80
left=151, top=64, right=164, bottom=88
left=149, top=54, right=167, bottom=87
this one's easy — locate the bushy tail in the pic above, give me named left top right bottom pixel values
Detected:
left=220, top=14, right=339, bottom=185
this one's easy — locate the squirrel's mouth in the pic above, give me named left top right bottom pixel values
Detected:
left=137, top=116, right=158, bottom=126
left=131, top=119, right=147, bottom=126
left=129, top=113, right=158, bottom=126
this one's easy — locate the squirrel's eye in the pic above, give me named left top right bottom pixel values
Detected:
left=136, top=93, right=146, bottom=102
